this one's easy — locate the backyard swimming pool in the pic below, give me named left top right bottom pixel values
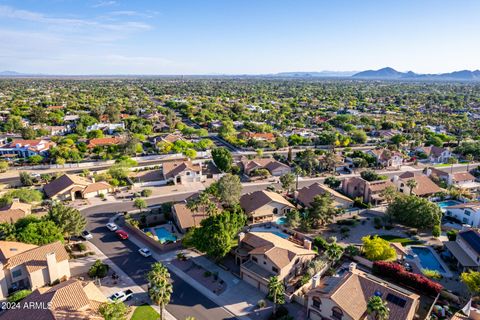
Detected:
left=408, top=246, right=446, bottom=273
left=153, top=227, right=177, bottom=244
left=250, top=226, right=290, bottom=239
left=437, top=200, right=462, bottom=209
left=276, top=217, right=287, bottom=225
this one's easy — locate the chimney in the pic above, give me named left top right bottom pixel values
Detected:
left=425, top=168, right=432, bottom=177
left=311, top=274, right=321, bottom=289
left=238, top=232, right=245, bottom=243
left=304, top=239, right=312, bottom=250
left=46, top=252, right=58, bottom=285
left=11, top=198, right=20, bottom=203
left=91, top=177, right=95, bottom=183
left=349, top=262, right=357, bottom=273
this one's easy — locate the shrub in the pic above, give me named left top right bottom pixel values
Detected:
left=432, top=225, right=441, bottom=237
left=257, top=299, right=267, bottom=308
left=141, top=189, right=153, bottom=197
left=345, top=245, right=360, bottom=257
left=204, top=271, right=212, bottom=277
left=300, top=273, right=311, bottom=285
left=88, top=260, right=109, bottom=278
left=7, top=289, right=32, bottom=303
left=76, top=242, right=87, bottom=251
left=313, top=236, right=328, bottom=251
left=362, top=235, right=396, bottom=261
left=422, top=269, right=442, bottom=280
left=372, top=261, right=443, bottom=296
left=268, top=305, right=290, bottom=320
left=446, top=230, right=457, bottom=241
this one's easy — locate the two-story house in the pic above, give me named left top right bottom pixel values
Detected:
left=162, top=160, right=205, bottom=185
left=366, top=149, right=403, bottom=169
left=391, top=172, right=443, bottom=198
left=416, top=146, right=452, bottom=164
left=236, top=231, right=316, bottom=294
left=296, top=183, right=353, bottom=209
left=0, top=139, right=56, bottom=158
left=444, top=202, right=480, bottom=228
left=240, top=157, right=291, bottom=177
left=0, top=241, right=70, bottom=300
left=240, top=190, right=295, bottom=224
left=427, top=167, right=480, bottom=192
left=342, top=177, right=394, bottom=205
left=444, top=228, right=480, bottom=272
left=307, top=263, right=420, bottom=320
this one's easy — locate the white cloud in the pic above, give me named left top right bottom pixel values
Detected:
left=92, top=1, right=117, bottom=8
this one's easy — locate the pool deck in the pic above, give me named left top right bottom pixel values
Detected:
left=406, top=245, right=453, bottom=278
left=147, top=224, right=180, bottom=243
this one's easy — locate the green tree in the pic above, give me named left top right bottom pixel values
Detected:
left=147, top=262, right=173, bottom=320
left=460, top=270, right=480, bottom=296
left=285, top=209, right=301, bottom=229
left=28, top=155, right=43, bottom=164
left=183, top=210, right=246, bottom=260
left=19, top=172, right=34, bottom=186
left=325, top=243, right=344, bottom=264
left=308, top=194, right=339, bottom=229
left=361, top=236, right=396, bottom=261
left=380, top=185, right=398, bottom=204
left=279, top=173, right=295, bottom=193
left=324, top=176, right=341, bottom=189
left=386, top=195, right=442, bottom=231
left=21, top=127, right=37, bottom=140
left=98, top=302, right=129, bottom=320
left=5, top=188, right=43, bottom=203
left=406, top=179, right=418, bottom=195
left=211, top=148, right=233, bottom=172
left=217, top=174, right=242, bottom=207
left=134, top=198, right=147, bottom=212
left=7, top=289, right=32, bottom=303
left=367, top=296, right=390, bottom=320
left=0, top=160, right=8, bottom=173
left=267, top=276, right=285, bottom=315
left=48, top=203, right=87, bottom=240
left=16, top=220, right=63, bottom=245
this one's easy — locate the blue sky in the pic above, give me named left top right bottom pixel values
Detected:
left=0, top=0, right=479, bottom=74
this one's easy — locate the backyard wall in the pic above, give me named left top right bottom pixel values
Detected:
left=123, top=222, right=182, bottom=253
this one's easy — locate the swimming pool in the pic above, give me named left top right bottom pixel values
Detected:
left=409, top=246, right=445, bottom=273
left=153, top=227, right=177, bottom=244
left=437, top=200, right=461, bottom=209
left=250, top=226, right=290, bottom=239
left=276, top=217, right=287, bottom=225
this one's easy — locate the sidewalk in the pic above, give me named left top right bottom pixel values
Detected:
left=70, top=241, right=177, bottom=320
left=127, top=231, right=262, bottom=320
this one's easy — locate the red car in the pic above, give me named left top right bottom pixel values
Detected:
left=115, top=230, right=128, bottom=240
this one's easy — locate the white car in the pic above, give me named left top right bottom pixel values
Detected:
left=81, top=230, right=93, bottom=240
left=106, top=223, right=118, bottom=231
left=108, top=289, right=133, bottom=302
left=138, top=248, right=152, bottom=257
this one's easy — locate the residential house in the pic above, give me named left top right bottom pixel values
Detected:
left=239, top=132, right=275, bottom=142
left=366, top=148, right=403, bottom=168
left=444, top=228, right=480, bottom=271
left=31, top=125, right=71, bottom=136
left=0, top=241, right=70, bottom=300
left=0, top=279, right=106, bottom=319
left=236, top=231, right=316, bottom=293
left=0, top=199, right=31, bottom=224
left=307, top=263, right=420, bottom=320
left=240, top=157, right=291, bottom=176
left=240, top=190, right=295, bottom=223
left=342, top=177, right=394, bottom=204
left=43, top=174, right=113, bottom=201
left=162, top=160, right=205, bottom=185
left=416, top=146, right=452, bottom=164
left=0, top=139, right=56, bottom=158
left=86, top=137, right=123, bottom=149
left=154, top=133, right=184, bottom=145
left=296, top=183, right=353, bottom=209
left=427, top=167, right=480, bottom=192
left=391, top=172, right=442, bottom=198
left=86, top=122, right=125, bottom=134
left=171, top=201, right=210, bottom=234
left=444, top=202, right=480, bottom=228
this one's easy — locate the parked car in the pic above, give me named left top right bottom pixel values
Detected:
left=106, top=222, right=118, bottom=231
left=81, top=230, right=93, bottom=240
left=116, top=230, right=128, bottom=240
left=138, top=248, right=152, bottom=257
left=107, top=289, right=133, bottom=302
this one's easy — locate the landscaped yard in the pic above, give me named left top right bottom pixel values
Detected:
left=378, top=235, right=421, bottom=246
left=131, top=305, right=159, bottom=320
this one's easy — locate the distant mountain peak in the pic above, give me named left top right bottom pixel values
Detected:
left=352, top=67, right=480, bottom=81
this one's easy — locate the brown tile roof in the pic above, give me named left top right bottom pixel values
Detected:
left=0, top=241, right=37, bottom=263
left=82, top=182, right=112, bottom=195
left=43, top=174, right=90, bottom=198
left=7, top=139, right=56, bottom=152
left=160, top=133, right=183, bottom=143
left=163, top=161, right=201, bottom=180
left=402, top=175, right=443, bottom=196
left=419, top=145, right=448, bottom=157
left=241, top=158, right=290, bottom=174
left=0, top=208, right=28, bottom=224
left=242, top=232, right=315, bottom=269
left=172, top=202, right=209, bottom=230
left=5, top=241, right=69, bottom=273
left=0, top=279, right=105, bottom=320
left=240, top=190, right=294, bottom=215
left=367, top=180, right=394, bottom=192
left=452, top=172, right=476, bottom=182
left=241, top=132, right=275, bottom=141
left=311, top=269, right=419, bottom=320
left=87, top=137, right=122, bottom=148
left=297, top=183, right=353, bottom=208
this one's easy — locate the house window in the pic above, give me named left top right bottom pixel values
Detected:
left=186, top=171, right=191, bottom=176
left=312, top=297, right=321, bottom=310
left=295, top=258, right=300, bottom=264
left=272, top=266, right=279, bottom=273
left=252, top=257, right=258, bottom=262
left=332, top=307, right=343, bottom=320
left=464, top=210, right=471, bottom=216
left=273, top=208, right=278, bottom=215
left=12, top=269, right=22, bottom=278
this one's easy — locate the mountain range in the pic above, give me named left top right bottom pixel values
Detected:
left=1, top=67, right=480, bottom=80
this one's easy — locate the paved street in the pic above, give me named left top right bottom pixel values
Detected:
left=82, top=202, right=237, bottom=320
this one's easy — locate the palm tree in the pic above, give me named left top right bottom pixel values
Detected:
left=267, top=276, right=285, bottom=315
left=380, top=185, right=397, bottom=204
left=367, top=296, right=390, bottom=320
left=293, top=166, right=303, bottom=192
left=325, top=244, right=344, bottom=264
left=406, top=179, right=418, bottom=196
left=147, top=262, right=173, bottom=320
left=466, top=154, right=474, bottom=172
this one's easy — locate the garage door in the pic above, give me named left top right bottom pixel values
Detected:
left=243, top=273, right=260, bottom=289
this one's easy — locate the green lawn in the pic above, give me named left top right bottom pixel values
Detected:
left=378, top=235, right=421, bottom=246
left=131, top=305, right=159, bottom=320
